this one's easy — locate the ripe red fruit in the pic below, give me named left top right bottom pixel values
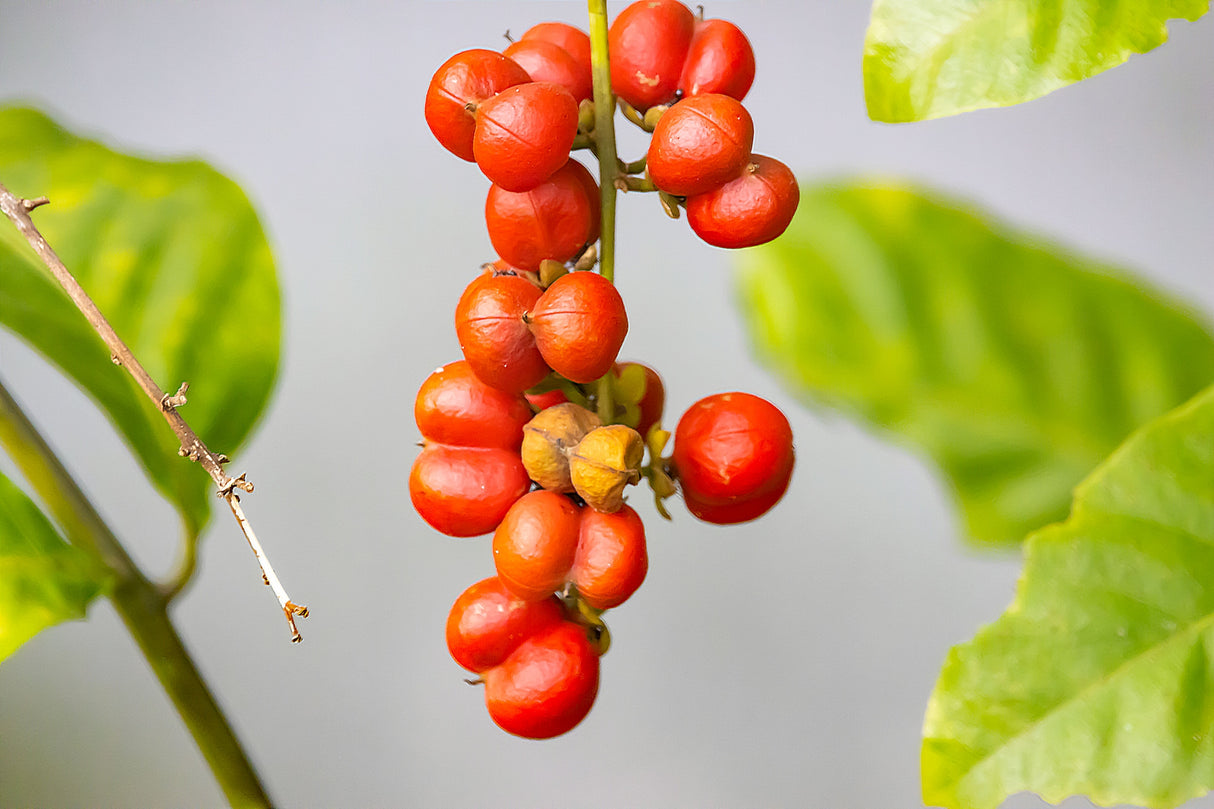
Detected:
left=685, top=155, right=800, bottom=249
left=608, top=0, right=696, bottom=112
left=484, top=621, right=599, bottom=739
left=493, top=491, right=648, bottom=610
left=646, top=93, right=754, bottom=197
left=573, top=505, right=647, bottom=610
left=410, top=445, right=532, bottom=537
left=409, top=361, right=533, bottom=537
left=485, top=160, right=599, bottom=272
left=446, top=577, right=565, bottom=673
left=520, top=22, right=593, bottom=76
left=455, top=269, right=548, bottom=393
left=425, top=49, right=531, bottom=162
left=446, top=577, right=599, bottom=739
left=494, top=491, right=583, bottom=601
left=672, top=392, right=794, bottom=524
left=503, top=39, right=593, bottom=104
left=528, top=271, right=628, bottom=384
left=679, top=18, right=756, bottom=101
left=414, top=361, right=533, bottom=450
left=473, top=82, right=579, bottom=192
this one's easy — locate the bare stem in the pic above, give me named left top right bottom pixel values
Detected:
left=0, top=180, right=306, bottom=641
left=0, top=378, right=273, bottom=809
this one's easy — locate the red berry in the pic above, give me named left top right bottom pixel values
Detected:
left=446, top=577, right=564, bottom=673
left=608, top=0, right=696, bottom=112
left=483, top=621, right=599, bottom=739
left=493, top=490, right=583, bottom=601
left=473, top=82, right=578, bottom=192
left=573, top=505, right=648, bottom=610
left=520, top=22, right=593, bottom=76
left=425, top=49, right=531, bottom=162
left=528, top=271, right=628, bottom=384
left=685, top=155, right=800, bottom=249
left=485, top=160, right=599, bottom=272
left=503, top=39, right=593, bottom=104
left=679, top=19, right=756, bottom=101
left=647, top=93, right=754, bottom=197
left=682, top=468, right=791, bottom=525
left=672, top=392, right=794, bottom=523
left=493, top=491, right=648, bottom=610
left=410, top=445, right=531, bottom=537
left=446, top=577, right=599, bottom=739
left=414, top=361, right=533, bottom=450
left=454, top=269, right=548, bottom=393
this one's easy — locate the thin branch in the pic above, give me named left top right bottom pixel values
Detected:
left=0, top=180, right=307, bottom=642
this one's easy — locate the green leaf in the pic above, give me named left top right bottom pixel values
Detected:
left=863, top=0, right=1209, bottom=123
left=0, top=470, right=110, bottom=662
left=923, top=384, right=1214, bottom=809
left=0, top=106, right=281, bottom=538
left=736, top=182, right=1214, bottom=545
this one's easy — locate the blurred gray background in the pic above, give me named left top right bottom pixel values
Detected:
left=0, top=2, right=1211, bottom=807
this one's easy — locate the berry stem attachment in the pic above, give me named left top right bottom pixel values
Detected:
left=587, top=0, right=617, bottom=285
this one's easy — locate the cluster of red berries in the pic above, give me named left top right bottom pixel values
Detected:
left=416, top=2, right=797, bottom=739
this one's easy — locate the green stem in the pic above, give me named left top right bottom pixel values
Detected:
left=0, top=378, right=273, bottom=809
left=588, top=0, right=617, bottom=285
left=588, top=0, right=619, bottom=424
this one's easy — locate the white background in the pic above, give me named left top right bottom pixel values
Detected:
left=1, top=2, right=1212, bottom=807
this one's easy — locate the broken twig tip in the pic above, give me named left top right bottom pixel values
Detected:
left=22, top=196, right=50, bottom=212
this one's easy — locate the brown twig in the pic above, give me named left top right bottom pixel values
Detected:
left=0, top=180, right=307, bottom=642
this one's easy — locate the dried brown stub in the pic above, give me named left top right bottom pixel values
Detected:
left=521, top=402, right=602, bottom=491
left=569, top=424, right=644, bottom=513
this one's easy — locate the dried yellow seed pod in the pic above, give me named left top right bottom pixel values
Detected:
left=521, top=402, right=602, bottom=491
left=569, top=424, right=644, bottom=513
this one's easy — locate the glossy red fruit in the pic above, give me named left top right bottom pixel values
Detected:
left=493, top=491, right=583, bottom=601
left=682, top=466, right=791, bottom=525
left=685, top=155, right=800, bottom=249
left=504, top=39, right=593, bottom=104
left=494, top=492, right=648, bottom=610
left=608, top=0, right=696, bottom=111
left=483, top=621, right=599, bottom=739
left=410, top=445, right=532, bottom=537
left=446, top=577, right=599, bottom=739
left=672, top=392, right=794, bottom=523
left=473, top=82, right=579, bottom=192
left=521, top=22, right=593, bottom=76
left=414, top=361, right=533, bottom=451
left=446, top=577, right=564, bottom=673
left=485, top=160, right=599, bottom=272
left=647, top=93, right=754, bottom=197
left=425, top=49, right=531, bottom=161
left=573, top=505, right=647, bottom=610
left=679, top=19, right=756, bottom=101
left=455, top=269, right=548, bottom=393
left=528, top=271, right=628, bottom=384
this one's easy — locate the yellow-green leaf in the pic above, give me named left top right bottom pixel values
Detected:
left=864, top=0, right=1209, bottom=122
left=0, top=471, right=110, bottom=663
left=737, top=182, right=1214, bottom=545
left=924, top=383, right=1214, bottom=809
left=0, top=107, right=281, bottom=539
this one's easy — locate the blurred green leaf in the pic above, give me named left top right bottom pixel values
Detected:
left=864, top=0, right=1208, bottom=122
left=923, top=383, right=1214, bottom=809
left=0, top=106, right=281, bottom=539
left=737, top=182, right=1214, bottom=545
left=0, top=470, right=110, bottom=663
